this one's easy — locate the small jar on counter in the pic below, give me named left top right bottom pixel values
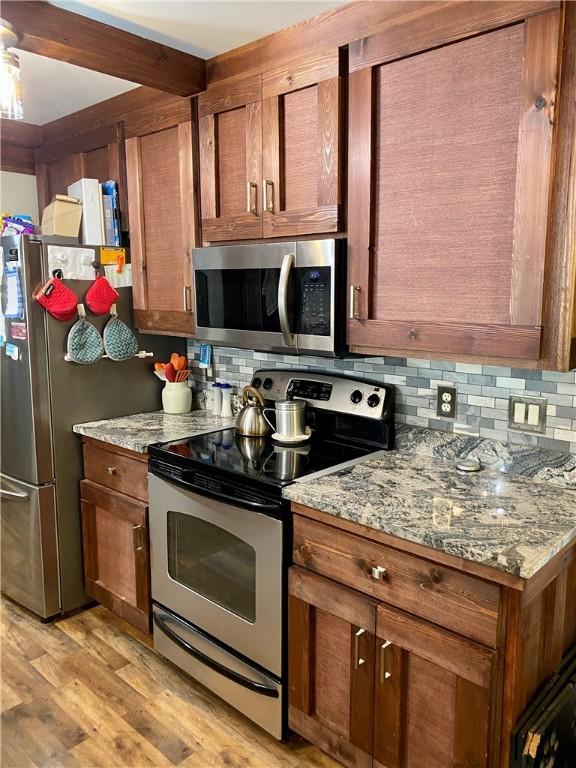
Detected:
left=211, top=382, right=222, bottom=415
left=162, top=382, right=192, bottom=414
left=220, top=382, right=233, bottom=418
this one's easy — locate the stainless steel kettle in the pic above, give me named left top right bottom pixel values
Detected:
left=235, top=386, right=271, bottom=437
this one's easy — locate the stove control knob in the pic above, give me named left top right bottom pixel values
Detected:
left=252, top=377, right=262, bottom=388
left=350, top=390, right=363, bottom=404
left=367, top=394, right=381, bottom=408
left=263, top=377, right=274, bottom=390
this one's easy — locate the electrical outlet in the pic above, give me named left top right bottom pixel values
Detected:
left=437, top=385, right=457, bottom=419
left=508, top=395, right=547, bottom=433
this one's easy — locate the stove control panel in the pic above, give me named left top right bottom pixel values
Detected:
left=250, top=369, right=392, bottom=421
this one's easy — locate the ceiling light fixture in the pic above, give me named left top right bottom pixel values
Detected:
left=0, top=18, right=23, bottom=120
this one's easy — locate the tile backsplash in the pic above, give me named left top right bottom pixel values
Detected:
left=187, top=341, right=576, bottom=453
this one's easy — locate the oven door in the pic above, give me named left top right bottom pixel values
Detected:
left=148, top=473, right=284, bottom=676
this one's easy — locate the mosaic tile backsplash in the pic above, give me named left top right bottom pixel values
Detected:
left=186, top=341, right=576, bottom=454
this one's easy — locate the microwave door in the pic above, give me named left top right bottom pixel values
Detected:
left=278, top=254, right=296, bottom=350
left=193, top=246, right=296, bottom=353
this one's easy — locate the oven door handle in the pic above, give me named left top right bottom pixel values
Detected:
left=152, top=467, right=282, bottom=514
left=185, top=483, right=281, bottom=513
left=153, top=612, right=279, bottom=698
left=278, top=253, right=296, bottom=348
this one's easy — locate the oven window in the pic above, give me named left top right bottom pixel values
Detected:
left=167, top=512, right=256, bottom=623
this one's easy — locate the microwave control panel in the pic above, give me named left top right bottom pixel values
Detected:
left=296, top=267, right=331, bottom=337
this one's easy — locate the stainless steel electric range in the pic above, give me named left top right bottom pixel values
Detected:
left=148, top=369, right=395, bottom=739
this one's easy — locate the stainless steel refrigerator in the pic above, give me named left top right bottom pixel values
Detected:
left=0, top=235, right=181, bottom=619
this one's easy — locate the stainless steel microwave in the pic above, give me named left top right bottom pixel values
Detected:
left=192, top=239, right=345, bottom=356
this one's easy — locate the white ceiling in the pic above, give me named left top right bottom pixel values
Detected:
left=51, top=1, right=349, bottom=59
left=18, top=1, right=347, bottom=125
left=17, top=49, right=138, bottom=125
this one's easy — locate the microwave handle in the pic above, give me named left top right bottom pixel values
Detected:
left=278, top=253, right=296, bottom=347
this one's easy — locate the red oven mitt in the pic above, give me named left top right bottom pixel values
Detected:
left=34, top=278, right=78, bottom=321
left=85, top=275, right=119, bottom=315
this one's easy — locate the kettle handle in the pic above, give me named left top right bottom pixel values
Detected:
left=263, top=408, right=276, bottom=432
left=243, top=386, right=265, bottom=406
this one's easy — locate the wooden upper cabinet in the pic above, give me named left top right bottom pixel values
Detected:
left=35, top=122, right=129, bottom=231
left=198, top=74, right=263, bottom=242
left=197, top=54, right=343, bottom=243
left=347, top=8, right=560, bottom=362
left=126, top=121, right=198, bottom=336
left=262, top=75, right=342, bottom=238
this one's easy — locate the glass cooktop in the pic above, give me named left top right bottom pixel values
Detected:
left=149, top=428, right=376, bottom=488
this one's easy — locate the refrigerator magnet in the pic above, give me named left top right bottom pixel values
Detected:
left=10, top=322, right=27, bottom=341
left=5, top=343, right=20, bottom=361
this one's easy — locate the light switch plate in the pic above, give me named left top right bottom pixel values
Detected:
left=508, top=395, right=547, bottom=434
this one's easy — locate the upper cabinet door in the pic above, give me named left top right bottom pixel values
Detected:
left=262, top=75, right=343, bottom=238
left=126, top=121, right=198, bottom=336
left=35, top=122, right=130, bottom=233
left=347, top=8, right=560, bottom=362
left=198, top=74, right=263, bottom=243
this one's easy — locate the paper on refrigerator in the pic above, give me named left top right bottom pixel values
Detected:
left=47, top=245, right=97, bottom=280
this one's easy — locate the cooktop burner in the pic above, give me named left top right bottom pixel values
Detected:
left=149, top=428, right=376, bottom=488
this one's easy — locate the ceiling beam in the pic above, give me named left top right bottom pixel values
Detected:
left=1, top=1, right=206, bottom=97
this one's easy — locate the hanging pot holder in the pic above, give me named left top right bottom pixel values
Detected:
left=34, top=277, right=78, bottom=321
left=65, top=305, right=104, bottom=364
left=103, top=304, right=138, bottom=361
left=85, top=275, right=119, bottom=315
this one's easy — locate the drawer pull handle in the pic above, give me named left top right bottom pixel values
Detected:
left=354, top=628, right=366, bottom=670
left=133, top=523, right=145, bottom=553
left=183, top=285, right=193, bottom=312
left=349, top=285, right=360, bottom=320
left=246, top=181, right=257, bottom=215
left=107, top=467, right=117, bottom=476
left=263, top=178, right=274, bottom=213
left=380, top=640, right=392, bottom=684
left=370, top=565, right=388, bottom=580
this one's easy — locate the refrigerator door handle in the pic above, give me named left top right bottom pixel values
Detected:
left=0, top=486, right=29, bottom=500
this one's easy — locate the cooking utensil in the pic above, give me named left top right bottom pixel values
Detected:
left=164, top=362, right=176, bottom=382
left=235, top=386, right=271, bottom=437
left=263, top=394, right=307, bottom=441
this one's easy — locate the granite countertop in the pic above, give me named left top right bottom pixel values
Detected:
left=395, top=423, right=576, bottom=488
left=284, top=451, right=576, bottom=579
left=73, top=410, right=235, bottom=453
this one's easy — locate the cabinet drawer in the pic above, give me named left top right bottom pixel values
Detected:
left=293, top=515, right=500, bottom=647
left=82, top=439, right=148, bottom=502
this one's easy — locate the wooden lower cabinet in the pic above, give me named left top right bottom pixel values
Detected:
left=289, top=566, right=495, bottom=768
left=80, top=479, right=151, bottom=633
left=288, top=567, right=377, bottom=768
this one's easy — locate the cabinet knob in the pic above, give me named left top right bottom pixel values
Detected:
left=369, top=565, right=388, bottom=581
left=107, top=466, right=117, bottom=476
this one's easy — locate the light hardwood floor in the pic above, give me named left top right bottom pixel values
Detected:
left=0, top=596, right=338, bottom=768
